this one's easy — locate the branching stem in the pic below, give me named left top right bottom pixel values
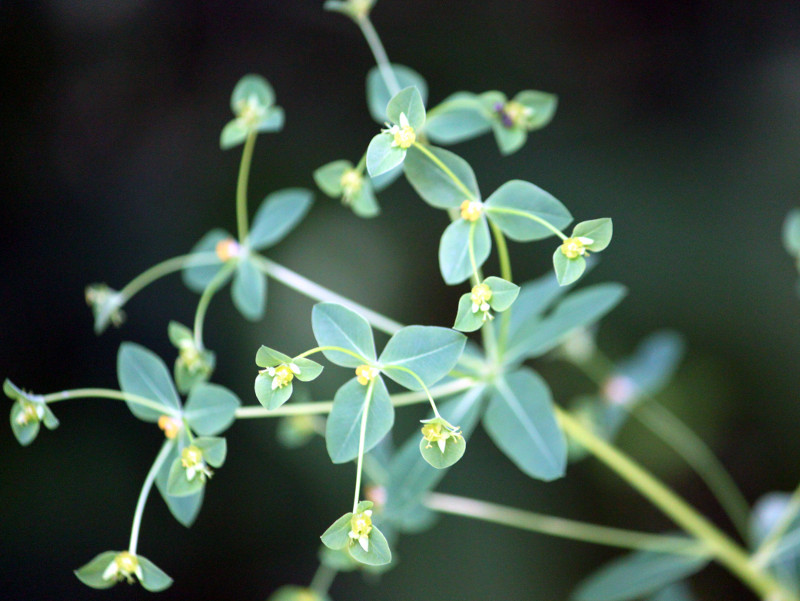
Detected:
left=42, top=388, right=178, bottom=417
left=129, top=440, right=174, bottom=554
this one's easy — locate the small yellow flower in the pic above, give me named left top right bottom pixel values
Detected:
left=235, top=94, right=267, bottom=127
left=383, top=113, right=416, bottom=149
left=261, top=363, right=300, bottom=390
left=181, top=445, right=213, bottom=482
left=215, top=238, right=241, bottom=262
left=460, top=200, right=483, bottom=222
left=348, top=508, right=374, bottom=552
left=339, top=169, right=363, bottom=204
left=157, top=415, right=182, bottom=439
left=560, top=236, right=594, bottom=259
left=470, top=283, right=493, bottom=321
left=102, top=551, right=142, bottom=584
left=355, top=364, right=380, bottom=385
left=14, top=399, right=44, bottom=426
left=421, top=419, right=464, bottom=453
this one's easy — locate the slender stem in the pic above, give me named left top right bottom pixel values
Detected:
left=485, top=206, right=567, bottom=240
left=357, top=16, right=401, bottom=96
left=752, top=483, right=800, bottom=568
left=249, top=253, right=404, bottom=336
left=309, top=562, right=338, bottom=597
left=412, top=142, right=476, bottom=201
left=556, top=406, right=795, bottom=601
left=234, top=378, right=475, bottom=419
left=467, top=220, right=480, bottom=282
left=236, top=131, right=257, bottom=243
left=355, top=151, right=367, bottom=174
left=634, top=401, right=751, bottom=540
left=129, top=440, right=174, bottom=554
left=118, top=252, right=220, bottom=302
left=426, top=492, right=710, bottom=556
left=194, top=261, right=236, bottom=350
left=293, top=345, right=370, bottom=365
left=353, top=379, right=376, bottom=513
left=490, top=221, right=512, bottom=283
left=381, top=364, right=440, bottom=417
left=42, top=388, right=178, bottom=417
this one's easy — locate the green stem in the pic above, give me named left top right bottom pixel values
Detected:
left=249, top=253, right=404, bottom=336
left=236, top=131, right=257, bottom=243
left=233, top=378, right=474, bottom=419
left=117, top=252, right=220, bottom=303
left=355, top=151, right=367, bottom=174
left=412, top=142, right=476, bottom=201
left=194, top=261, right=237, bottom=351
left=425, top=492, right=710, bottom=556
left=129, top=440, right=174, bottom=554
left=485, top=206, right=567, bottom=240
left=309, top=562, right=338, bottom=597
left=752, top=483, right=800, bottom=568
left=490, top=220, right=513, bottom=356
left=293, top=345, right=371, bottom=365
left=381, top=364, right=440, bottom=417
left=467, top=219, right=480, bottom=283
left=556, top=406, right=795, bottom=601
left=357, top=16, right=401, bottom=96
left=42, top=388, right=178, bottom=417
left=353, top=379, right=376, bottom=513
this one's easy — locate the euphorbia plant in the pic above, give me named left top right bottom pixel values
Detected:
left=5, top=2, right=800, bottom=601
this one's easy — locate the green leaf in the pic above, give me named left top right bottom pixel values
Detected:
left=484, top=368, right=566, bottom=481
left=167, top=457, right=205, bottom=497
left=182, top=228, right=230, bottom=293
left=314, top=160, right=350, bottom=197
left=137, top=556, right=173, bottom=592
left=366, top=133, right=406, bottom=178
left=553, top=250, right=587, bottom=286
left=647, top=582, right=697, bottom=601
left=573, top=218, right=613, bottom=251
left=491, top=121, right=527, bottom=155
left=750, top=491, right=800, bottom=592
left=321, top=510, right=356, bottom=550
left=506, top=283, right=627, bottom=364
left=484, top=276, right=520, bottom=311
left=386, top=86, right=426, bottom=130
left=514, top=90, right=558, bottom=130
left=507, top=273, right=570, bottom=338
left=349, top=524, right=392, bottom=566
left=312, top=302, right=376, bottom=367
left=156, top=438, right=204, bottom=527
left=256, top=106, right=285, bottom=133
left=572, top=551, right=709, bottom=601
left=379, top=326, right=466, bottom=391
left=184, top=383, right=240, bottom=436
left=248, top=188, right=313, bottom=251
left=453, top=293, right=486, bottom=332
left=367, top=63, right=428, bottom=124
left=220, top=119, right=248, bottom=150
left=268, top=585, right=330, bottom=601
left=255, top=345, right=293, bottom=367
left=350, top=182, right=381, bottom=218
left=255, top=374, right=293, bottom=409
left=231, top=74, right=275, bottom=115
left=10, top=402, right=40, bottom=446
left=293, top=357, right=324, bottom=382
left=195, top=436, right=226, bottom=467
left=618, top=331, right=685, bottom=397
left=484, top=180, right=573, bottom=241
left=231, top=257, right=266, bottom=321
left=419, top=433, right=466, bottom=469
left=424, top=92, right=492, bottom=144
left=325, top=377, right=394, bottom=464
left=369, top=162, right=403, bottom=192
left=403, top=144, right=480, bottom=209
left=74, top=551, right=119, bottom=589
left=784, top=209, right=800, bottom=256
left=117, top=342, right=180, bottom=422
left=168, top=321, right=193, bottom=346
left=438, top=217, right=491, bottom=285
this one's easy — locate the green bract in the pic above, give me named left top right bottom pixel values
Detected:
left=166, top=436, right=227, bottom=497
left=182, top=188, right=313, bottom=321
left=453, top=276, right=520, bottom=332
left=85, top=283, right=126, bottom=334
left=424, top=92, right=492, bottom=144
left=220, top=74, right=284, bottom=149
left=481, top=89, right=558, bottom=155
left=366, top=63, right=428, bottom=124
left=168, top=321, right=216, bottom=394
left=74, top=550, right=173, bottom=592
left=366, top=86, right=426, bottom=177
left=321, top=500, right=392, bottom=566
left=118, top=342, right=182, bottom=422
left=553, top=218, right=614, bottom=286
left=5, top=378, right=59, bottom=446
left=254, top=345, right=323, bottom=410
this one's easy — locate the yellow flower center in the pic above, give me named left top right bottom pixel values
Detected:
left=350, top=510, right=373, bottom=539
left=236, top=94, right=266, bottom=126
left=158, top=415, right=182, bottom=439
left=393, top=125, right=416, bottom=149
left=421, top=422, right=445, bottom=445
left=181, top=445, right=203, bottom=469
left=115, top=551, right=138, bottom=575
left=470, top=284, right=492, bottom=307
left=504, top=101, right=532, bottom=128
left=560, top=237, right=587, bottom=259
left=339, top=169, right=363, bottom=202
left=273, top=365, right=295, bottom=388
left=355, top=365, right=379, bottom=385
left=215, top=238, right=241, bottom=262
left=460, top=200, right=483, bottom=222
left=15, top=401, right=41, bottom=426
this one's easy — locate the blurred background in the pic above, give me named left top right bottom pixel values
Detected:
left=2, top=1, right=800, bottom=599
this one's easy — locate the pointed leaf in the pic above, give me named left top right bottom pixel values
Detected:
left=137, top=556, right=173, bottom=592
left=386, top=86, right=426, bottom=130
left=403, top=144, right=480, bottom=209
left=618, top=331, right=685, bottom=397
left=248, top=188, right=313, bottom=251
left=367, top=64, right=428, bottom=124
left=379, top=325, right=466, bottom=391
left=484, top=368, right=566, bottom=481
left=366, top=134, right=406, bottom=177
left=321, top=511, right=356, bottom=550
left=453, top=293, right=486, bottom=332
left=572, top=551, right=709, bottom=601
left=10, top=403, right=40, bottom=446
left=491, top=121, right=527, bottom=155
left=350, top=182, right=381, bottom=218
left=438, top=217, right=491, bottom=285
left=74, top=551, right=119, bottom=589
left=156, top=438, right=204, bottom=527
left=349, top=524, right=392, bottom=566
left=485, top=180, right=573, bottom=241
left=484, top=276, right=520, bottom=311
left=425, top=92, right=492, bottom=144
left=312, top=303, right=376, bottom=367
left=220, top=119, right=248, bottom=150
left=314, top=160, right=350, bottom=197
left=419, top=434, right=466, bottom=469
left=195, top=436, right=226, bottom=467
left=553, top=251, right=587, bottom=286
left=573, top=218, right=613, bottom=252
left=117, top=342, right=180, bottom=422
left=293, top=357, right=323, bottom=382
left=182, top=228, right=231, bottom=293
left=514, top=90, right=558, bottom=130
left=325, top=377, right=394, bottom=464
left=255, top=376, right=293, bottom=410
left=184, top=383, right=240, bottom=436
left=167, top=457, right=205, bottom=497
left=231, top=257, right=266, bottom=321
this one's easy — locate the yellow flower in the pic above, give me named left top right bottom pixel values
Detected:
left=215, top=238, right=241, bottom=262
left=470, top=283, right=494, bottom=321
left=181, top=445, right=213, bottom=482
left=157, top=415, right=182, bottom=439
left=560, top=236, right=594, bottom=259
left=383, top=112, right=416, bottom=149
left=460, top=200, right=483, bottom=222
left=421, top=418, right=464, bottom=453
left=101, top=551, right=142, bottom=585
left=339, top=169, right=363, bottom=204
left=348, top=508, right=374, bottom=552
left=355, top=364, right=380, bottom=385
left=262, top=363, right=299, bottom=390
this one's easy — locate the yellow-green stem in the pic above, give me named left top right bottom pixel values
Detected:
left=194, top=261, right=236, bottom=351
left=129, top=440, right=174, bottom=555
left=357, top=15, right=401, bottom=96
left=485, top=206, right=567, bottom=240
left=353, top=379, right=376, bottom=513
left=42, top=388, right=179, bottom=417
left=118, top=252, right=219, bottom=303
left=236, top=131, right=257, bottom=243
left=490, top=221, right=513, bottom=353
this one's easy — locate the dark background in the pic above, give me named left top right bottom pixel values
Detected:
left=2, top=1, right=800, bottom=600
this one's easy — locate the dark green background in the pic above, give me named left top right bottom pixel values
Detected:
left=2, top=2, right=800, bottom=599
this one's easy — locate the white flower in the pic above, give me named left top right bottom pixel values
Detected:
left=348, top=509, right=373, bottom=552
left=265, top=363, right=300, bottom=390
left=181, top=445, right=213, bottom=482
left=382, top=112, right=416, bottom=149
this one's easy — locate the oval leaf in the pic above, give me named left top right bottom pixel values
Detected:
left=403, top=145, right=480, bottom=209
left=231, top=257, right=266, bottom=321
left=311, top=303, right=376, bottom=367
left=379, top=325, right=466, bottom=391
left=182, top=229, right=230, bottom=293
left=117, top=342, right=180, bottom=422
left=438, top=217, right=491, bottom=285
left=366, top=133, right=406, bottom=178
left=386, top=86, right=426, bottom=130
left=425, top=92, right=492, bottom=144
left=184, top=383, right=240, bottom=435
left=367, top=64, right=428, bottom=124
left=248, top=188, right=314, bottom=251
left=485, top=180, right=573, bottom=241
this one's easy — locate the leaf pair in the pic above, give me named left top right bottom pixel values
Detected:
left=220, top=75, right=284, bottom=149
left=182, top=188, right=313, bottom=321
